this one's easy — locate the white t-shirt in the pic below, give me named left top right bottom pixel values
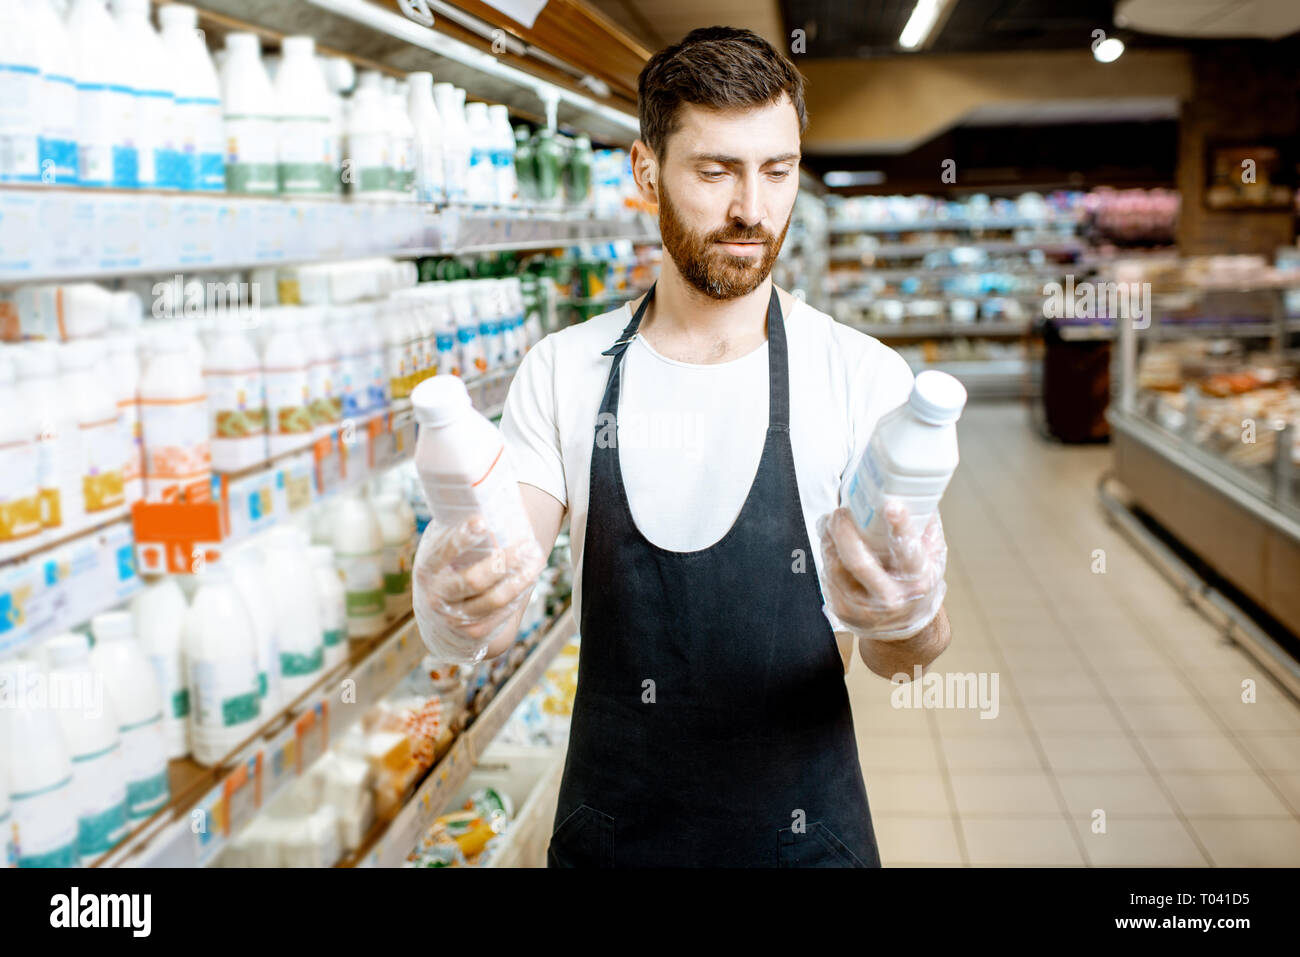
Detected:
left=499, top=295, right=916, bottom=632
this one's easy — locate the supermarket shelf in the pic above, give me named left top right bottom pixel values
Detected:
left=96, top=614, right=428, bottom=868
left=830, top=216, right=1080, bottom=234
left=908, top=358, right=1034, bottom=399
left=345, top=605, right=578, bottom=868
left=0, top=187, right=659, bottom=285
left=1049, top=318, right=1300, bottom=342
left=852, top=321, right=1030, bottom=338
left=830, top=238, right=1083, bottom=261
left=834, top=291, right=1046, bottom=304
left=832, top=264, right=1080, bottom=283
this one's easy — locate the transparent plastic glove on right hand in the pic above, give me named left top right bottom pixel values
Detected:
left=818, top=501, right=948, bottom=642
left=412, top=515, right=547, bottom=665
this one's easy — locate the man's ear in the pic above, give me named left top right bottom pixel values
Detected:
left=629, top=139, right=659, bottom=209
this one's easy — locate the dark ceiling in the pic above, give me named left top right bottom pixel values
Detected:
left=778, top=0, right=1186, bottom=58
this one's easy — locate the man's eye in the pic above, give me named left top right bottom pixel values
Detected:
left=700, top=169, right=727, bottom=180
left=768, top=169, right=791, bottom=180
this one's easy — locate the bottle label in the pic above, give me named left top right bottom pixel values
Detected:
left=280, top=646, right=324, bottom=677
left=77, top=798, right=129, bottom=858
left=347, top=133, right=390, bottom=193
left=140, top=396, right=211, bottom=502
left=125, top=768, right=169, bottom=820
left=338, top=552, right=384, bottom=618
left=224, top=114, right=278, bottom=193
left=38, top=73, right=79, bottom=185
left=191, top=657, right=261, bottom=729
left=323, top=627, right=345, bottom=648
left=133, top=89, right=173, bottom=189
left=0, top=438, right=41, bottom=543
left=264, top=368, right=314, bottom=436
left=118, top=715, right=170, bottom=819
left=0, top=63, right=41, bottom=183
left=207, top=369, right=268, bottom=439
left=278, top=116, right=334, bottom=194
left=80, top=417, right=126, bottom=512
left=148, top=652, right=191, bottom=721
left=307, top=363, right=339, bottom=428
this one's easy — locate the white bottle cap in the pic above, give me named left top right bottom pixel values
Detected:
left=91, top=611, right=135, bottom=644
left=908, top=370, right=967, bottom=425
left=282, top=35, right=316, bottom=59
left=410, top=374, right=471, bottom=427
left=44, top=632, right=91, bottom=668
left=158, top=3, right=198, bottom=31
left=226, top=32, right=261, bottom=57
left=408, top=71, right=433, bottom=91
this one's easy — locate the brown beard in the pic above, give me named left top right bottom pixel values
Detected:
left=657, top=184, right=790, bottom=301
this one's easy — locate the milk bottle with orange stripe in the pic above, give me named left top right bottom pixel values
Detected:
left=139, top=330, right=211, bottom=504
left=57, top=340, right=128, bottom=531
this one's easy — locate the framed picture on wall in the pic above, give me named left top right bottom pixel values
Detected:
left=1204, top=142, right=1294, bottom=210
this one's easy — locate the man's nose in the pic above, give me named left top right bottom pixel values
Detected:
left=728, top=174, right=763, bottom=227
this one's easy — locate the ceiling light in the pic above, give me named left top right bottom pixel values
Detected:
left=899, top=0, right=948, bottom=50
left=1094, top=37, right=1125, bottom=62
left=823, top=171, right=887, bottom=187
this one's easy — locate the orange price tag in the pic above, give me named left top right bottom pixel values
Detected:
left=221, top=752, right=263, bottom=837
left=131, top=500, right=224, bottom=574
left=294, top=702, right=330, bottom=774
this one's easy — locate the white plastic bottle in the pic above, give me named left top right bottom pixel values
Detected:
left=130, top=579, right=191, bottom=759
left=65, top=0, right=135, bottom=188
left=298, top=306, right=339, bottom=440
left=331, top=305, right=367, bottom=419
left=262, top=308, right=314, bottom=456
left=0, top=351, right=43, bottom=561
left=0, top=1, right=43, bottom=184
left=407, top=72, right=443, bottom=204
left=386, top=77, right=416, bottom=200
left=184, top=563, right=262, bottom=767
left=59, top=340, right=128, bottom=530
left=449, top=281, right=484, bottom=378
left=471, top=280, right=502, bottom=372
left=464, top=102, right=495, bottom=205
left=139, top=329, right=210, bottom=504
left=103, top=334, right=143, bottom=506
left=205, top=314, right=268, bottom=471
left=12, top=342, right=73, bottom=541
left=89, top=611, right=171, bottom=821
left=112, top=0, right=172, bottom=190
left=44, top=632, right=131, bottom=863
left=274, top=36, right=334, bottom=195
left=345, top=71, right=390, bottom=197
left=842, top=370, right=967, bottom=551
left=308, top=545, right=348, bottom=669
left=157, top=3, right=224, bottom=191
left=383, top=302, right=413, bottom=405
left=227, top=544, right=281, bottom=713
left=410, top=374, right=533, bottom=572
left=263, top=526, right=325, bottom=698
left=331, top=494, right=386, bottom=639
left=432, top=82, right=468, bottom=202
left=372, top=493, right=414, bottom=622
left=487, top=104, right=517, bottom=204
left=321, top=56, right=351, bottom=197
left=30, top=0, right=80, bottom=185
left=0, top=660, right=80, bottom=867
left=362, top=306, right=389, bottom=410
left=220, top=32, right=278, bottom=194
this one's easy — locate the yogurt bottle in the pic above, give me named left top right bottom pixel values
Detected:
left=130, top=578, right=191, bottom=759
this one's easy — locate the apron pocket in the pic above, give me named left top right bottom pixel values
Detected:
left=777, top=822, right=869, bottom=868
left=547, top=804, right=615, bottom=868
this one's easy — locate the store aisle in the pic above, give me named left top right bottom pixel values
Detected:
left=846, top=402, right=1300, bottom=867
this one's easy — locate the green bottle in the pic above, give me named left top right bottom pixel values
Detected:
left=513, top=126, right=536, bottom=202
left=566, top=135, right=593, bottom=205
left=533, top=128, right=564, bottom=204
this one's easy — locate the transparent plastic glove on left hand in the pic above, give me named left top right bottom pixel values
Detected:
left=817, top=501, right=948, bottom=642
left=412, top=515, right=547, bottom=665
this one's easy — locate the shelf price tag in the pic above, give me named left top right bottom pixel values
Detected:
left=369, top=415, right=395, bottom=471
left=313, top=435, right=343, bottom=496
left=293, top=702, right=329, bottom=775
left=221, top=751, right=264, bottom=838
left=131, top=501, right=224, bottom=575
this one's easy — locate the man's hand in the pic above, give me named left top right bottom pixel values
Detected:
left=412, top=515, right=547, bottom=665
left=817, top=501, right=948, bottom=641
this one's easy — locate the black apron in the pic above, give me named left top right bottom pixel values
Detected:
left=547, top=283, right=880, bottom=868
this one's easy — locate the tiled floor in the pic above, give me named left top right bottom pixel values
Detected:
left=846, top=402, right=1300, bottom=867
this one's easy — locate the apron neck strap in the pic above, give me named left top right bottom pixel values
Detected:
left=600, top=281, right=784, bottom=361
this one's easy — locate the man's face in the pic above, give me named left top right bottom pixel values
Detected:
left=648, top=96, right=801, bottom=300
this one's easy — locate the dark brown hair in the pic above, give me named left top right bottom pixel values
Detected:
left=637, top=26, right=808, bottom=159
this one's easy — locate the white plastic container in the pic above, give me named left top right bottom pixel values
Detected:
left=29, top=0, right=80, bottom=186
left=407, top=72, right=444, bottom=204
left=487, top=104, right=517, bottom=204
left=205, top=315, right=268, bottom=471
left=183, top=563, right=262, bottom=766
left=386, top=76, right=416, bottom=199
left=226, top=544, right=281, bottom=713
left=346, top=71, right=390, bottom=196
left=103, top=334, right=143, bottom=506
left=464, top=101, right=495, bottom=205
left=471, top=280, right=502, bottom=371
left=89, top=611, right=171, bottom=821
left=308, top=545, right=349, bottom=669
left=449, top=281, right=485, bottom=377
left=0, top=1, right=44, bottom=184
left=372, top=493, right=415, bottom=622
left=262, top=308, right=314, bottom=455
left=410, top=374, right=532, bottom=571
left=842, top=370, right=967, bottom=551
left=157, top=3, right=224, bottom=191
left=330, top=494, right=386, bottom=638
left=220, top=32, right=279, bottom=194
left=274, top=36, right=334, bottom=195
left=428, top=284, right=458, bottom=376
left=432, top=83, right=468, bottom=202
left=112, top=0, right=173, bottom=190
left=130, top=578, right=191, bottom=759
left=320, top=56, right=349, bottom=197
left=383, top=301, right=414, bottom=404
left=64, top=0, right=135, bottom=188
left=299, top=306, right=341, bottom=440
left=331, top=305, right=367, bottom=418
left=262, top=526, right=325, bottom=698
left=361, top=305, right=389, bottom=410
left=59, top=339, right=128, bottom=530
left=11, top=342, right=75, bottom=541
left=44, top=632, right=131, bottom=863
left=139, top=329, right=211, bottom=504
left=0, top=351, right=43, bottom=561
left=0, top=660, right=80, bottom=867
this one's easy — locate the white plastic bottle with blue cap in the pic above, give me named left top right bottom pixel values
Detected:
left=842, top=369, right=967, bottom=552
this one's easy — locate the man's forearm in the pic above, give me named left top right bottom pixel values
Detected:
left=857, top=605, right=951, bottom=680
